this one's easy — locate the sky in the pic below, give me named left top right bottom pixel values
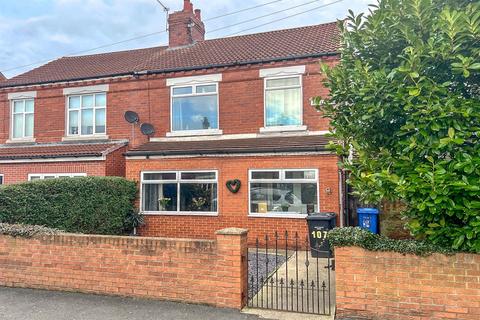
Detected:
left=0, top=0, right=372, bottom=78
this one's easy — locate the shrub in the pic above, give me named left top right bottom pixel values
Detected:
left=315, top=0, right=480, bottom=252
left=0, top=177, right=137, bottom=235
left=328, top=227, right=455, bottom=256
left=0, top=223, right=61, bottom=238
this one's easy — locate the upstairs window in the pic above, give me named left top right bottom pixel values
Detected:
left=67, top=93, right=106, bottom=136
left=11, top=99, right=34, bottom=139
left=264, top=76, right=302, bottom=127
left=142, top=171, right=218, bottom=214
left=171, top=84, right=219, bottom=132
left=249, top=169, right=318, bottom=216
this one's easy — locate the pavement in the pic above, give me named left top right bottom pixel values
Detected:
left=0, top=287, right=262, bottom=320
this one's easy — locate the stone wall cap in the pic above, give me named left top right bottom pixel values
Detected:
left=216, top=228, right=248, bottom=236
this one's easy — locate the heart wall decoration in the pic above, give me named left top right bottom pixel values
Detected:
left=226, top=179, right=241, bottom=193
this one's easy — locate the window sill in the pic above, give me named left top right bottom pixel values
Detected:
left=142, top=211, right=219, bottom=217
left=62, top=135, right=110, bottom=142
left=249, top=213, right=308, bottom=219
left=166, top=129, right=223, bottom=138
left=6, top=138, right=36, bottom=144
left=259, top=125, right=307, bottom=133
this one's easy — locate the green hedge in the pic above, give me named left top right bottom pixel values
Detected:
left=327, top=227, right=456, bottom=256
left=0, top=177, right=136, bottom=235
left=0, top=223, right=61, bottom=238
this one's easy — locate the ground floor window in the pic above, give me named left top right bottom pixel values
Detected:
left=249, top=169, right=318, bottom=216
left=0, top=174, right=3, bottom=185
left=28, top=173, right=87, bottom=181
left=141, top=171, right=218, bottom=214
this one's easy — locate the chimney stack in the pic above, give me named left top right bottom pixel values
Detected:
left=168, top=0, right=205, bottom=48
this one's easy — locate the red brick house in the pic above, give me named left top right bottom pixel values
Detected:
left=0, top=0, right=342, bottom=240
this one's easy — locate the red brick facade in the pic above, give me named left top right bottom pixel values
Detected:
left=0, top=59, right=335, bottom=145
left=335, top=247, right=480, bottom=320
left=127, top=154, right=340, bottom=243
left=0, top=229, right=248, bottom=309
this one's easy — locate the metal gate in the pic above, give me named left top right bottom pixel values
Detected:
left=247, top=231, right=335, bottom=316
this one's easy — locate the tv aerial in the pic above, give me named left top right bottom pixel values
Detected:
left=155, top=0, right=170, bottom=31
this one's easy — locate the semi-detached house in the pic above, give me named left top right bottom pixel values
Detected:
left=0, top=0, right=343, bottom=241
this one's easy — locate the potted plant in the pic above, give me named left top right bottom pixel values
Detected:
left=158, top=197, right=171, bottom=211
left=125, top=208, right=145, bottom=236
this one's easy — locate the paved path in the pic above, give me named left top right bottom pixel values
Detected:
left=0, top=287, right=262, bottom=320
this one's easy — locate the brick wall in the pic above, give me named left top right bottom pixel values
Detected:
left=0, top=160, right=107, bottom=184
left=105, top=146, right=127, bottom=177
left=335, top=247, right=480, bottom=320
left=0, top=228, right=248, bottom=309
left=126, top=154, right=340, bottom=244
left=0, top=57, right=337, bottom=145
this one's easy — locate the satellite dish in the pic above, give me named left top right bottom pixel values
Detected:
left=124, top=111, right=139, bottom=124
left=140, top=123, right=155, bottom=136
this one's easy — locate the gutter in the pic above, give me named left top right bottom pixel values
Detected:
left=0, top=52, right=339, bottom=89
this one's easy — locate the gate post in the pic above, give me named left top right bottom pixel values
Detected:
left=215, top=228, right=249, bottom=309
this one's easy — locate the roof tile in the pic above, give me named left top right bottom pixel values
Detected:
left=1, top=22, right=340, bottom=88
left=126, top=135, right=333, bottom=156
left=0, top=141, right=127, bottom=160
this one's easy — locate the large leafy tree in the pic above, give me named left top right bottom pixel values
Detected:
left=316, top=0, right=480, bottom=251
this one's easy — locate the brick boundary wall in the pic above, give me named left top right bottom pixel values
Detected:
left=0, top=228, right=248, bottom=310
left=335, top=247, right=480, bottom=320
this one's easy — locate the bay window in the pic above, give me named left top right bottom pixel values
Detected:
left=67, top=93, right=106, bottom=136
left=142, top=171, right=218, bottom=214
left=249, top=169, right=318, bottom=216
left=264, top=76, right=302, bottom=127
left=171, top=84, right=219, bottom=132
left=11, top=99, right=34, bottom=139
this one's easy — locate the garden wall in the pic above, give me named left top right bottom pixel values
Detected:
left=335, top=247, right=480, bottom=320
left=0, top=228, right=248, bottom=309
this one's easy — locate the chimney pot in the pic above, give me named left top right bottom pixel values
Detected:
left=195, top=9, right=201, bottom=20
left=183, top=0, right=193, bottom=12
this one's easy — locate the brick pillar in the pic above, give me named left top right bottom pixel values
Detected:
left=215, top=228, right=249, bottom=310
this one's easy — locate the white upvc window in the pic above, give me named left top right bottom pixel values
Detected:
left=11, top=98, right=34, bottom=140
left=249, top=169, right=319, bottom=218
left=67, top=92, right=106, bottom=136
left=264, top=75, right=303, bottom=128
left=141, top=170, right=218, bottom=215
left=170, top=83, right=219, bottom=133
left=28, top=173, right=87, bottom=181
left=0, top=174, right=4, bottom=185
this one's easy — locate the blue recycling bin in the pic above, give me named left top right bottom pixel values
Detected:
left=357, top=208, right=380, bottom=234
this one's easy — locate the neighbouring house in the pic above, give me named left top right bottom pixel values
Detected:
left=0, top=0, right=342, bottom=241
left=0, top=72, right=5, bottom=81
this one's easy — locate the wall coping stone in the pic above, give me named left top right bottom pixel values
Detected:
left=216, top=228, right=249, bottom=236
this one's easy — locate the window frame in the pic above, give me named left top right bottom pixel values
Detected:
left=65, top=92, right=107, bottom=137
left=28, top=173, right=87, bottom=181
left=248, top=168, right=319, bottom=219
left=0, top=174, right=4, bottom=185
left=141, top=170, right=219, bottom=216
left=10, top=98, right=35, bottom=141
left=169, top=83, right=220, bottom=135
left=263, top=75, right=304, bottom=129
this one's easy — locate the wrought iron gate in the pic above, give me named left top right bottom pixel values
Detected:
left=247, top=231, right=335, bottom=315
